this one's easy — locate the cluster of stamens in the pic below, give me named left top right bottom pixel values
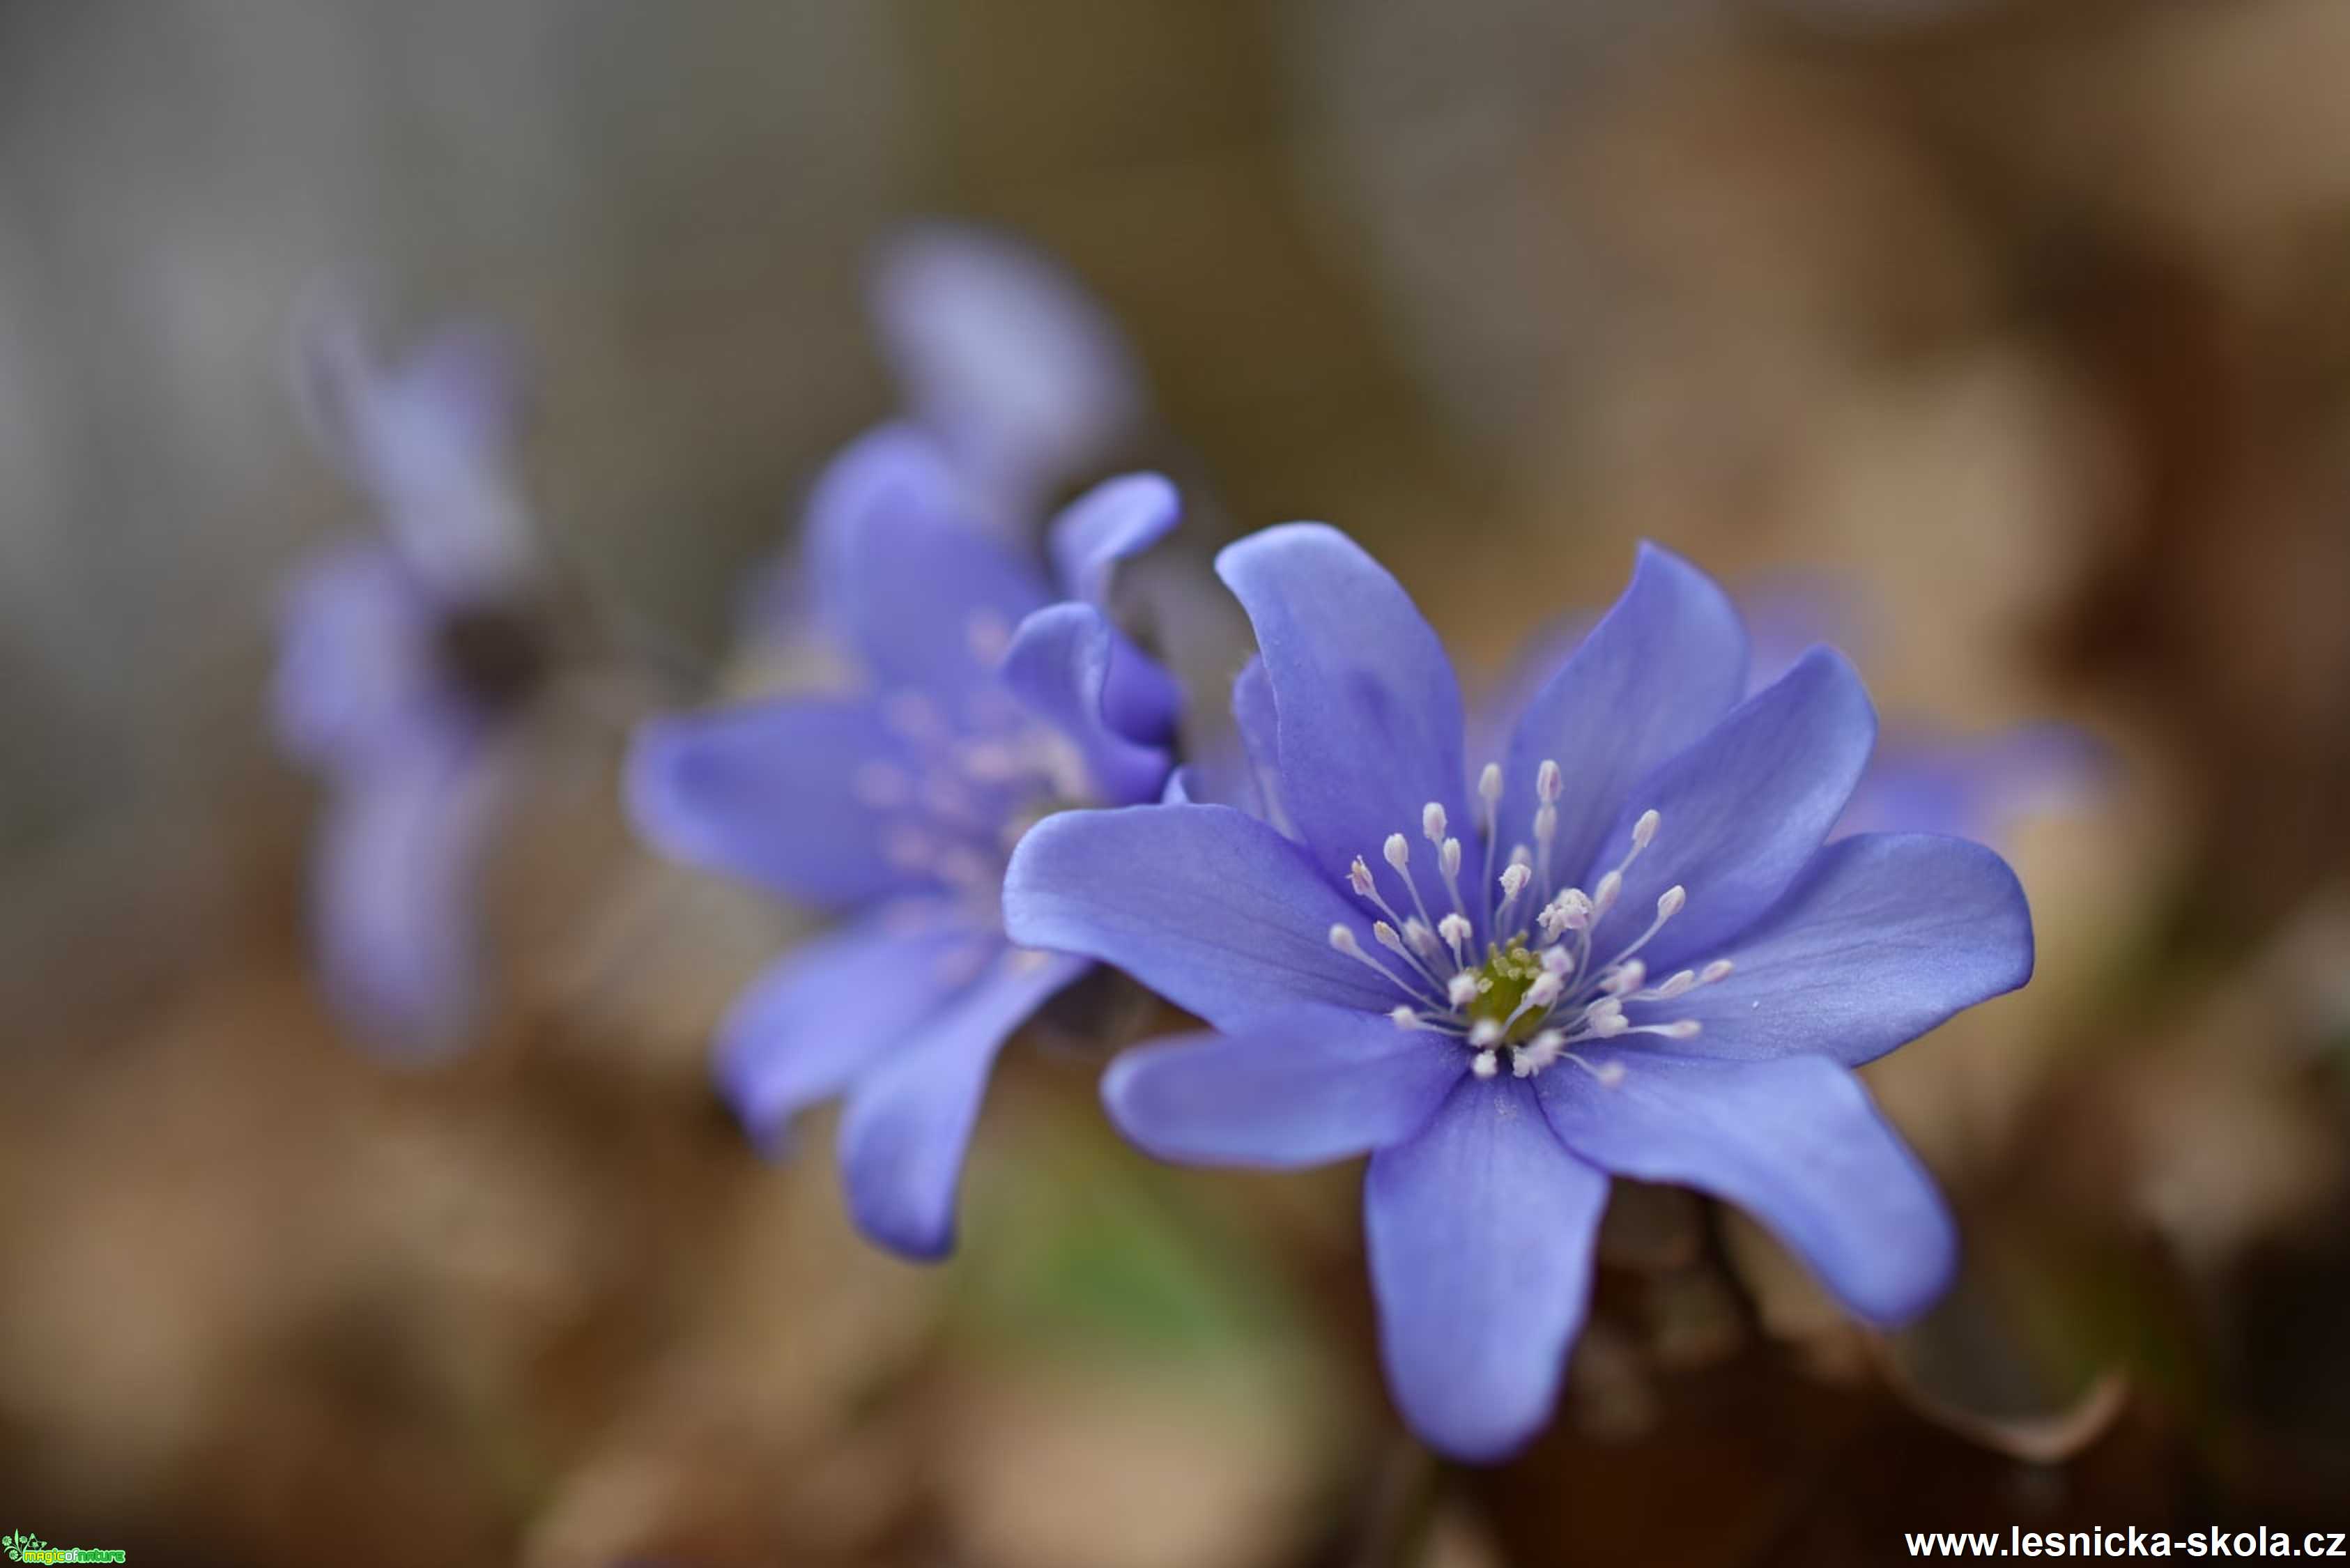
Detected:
left=850, top=609, right=1096, bottom=925
left=1326, top=758, right=1733, bottom=1086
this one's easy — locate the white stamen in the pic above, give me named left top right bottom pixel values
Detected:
left=1537, top=758, right=1563, bottom=803
left=1402, top=918, right=1443, bottom=960
left=1470, top=1050, right=1499, bottom=1079
left=1651, top=1020, right=1702, bottom=1040
left=1447, top=972, right=1480, bottom=1008
left=1439, top=837, right=1462, bottom=882
left=1540, top=944, right=1575, bottom=976
left=1468, top=1019, right=1504, bottom=1048
left=1330, top=921, right=1436, bottom=1004
left=1374, top=921, right=1409, bottom=958
left=1584, top=1008, right=1629, bottom=1038
left=1632, top=808, right=1660, bottom=850
left=1656, top=884, right=1687, bottom=921
left=1438, top=912, right=1473, bottom=964
left=1477, top=762, right=1503, bottom=806
left=1601, top=959, right=1646, bottom=996
left=1349, top=857, right=1377, bottom=898
left=1526, top=970, right=1563, bottom=1008
left=1390, top=1006, right=1420, bottom=1029
left=1422, top=801, right=1447, bottom=844
left=1592, top=870, right=1622, bottom=917
left=1514, top=1030, right=1566, bottom=1076
left=1654, top=969, right=1698, bottom=1000
left=1538, top=887, right=1592, bottom=939
left=1700, top=959, right=1735, bottom=985
left=1498, top=862, right=1530, bottom=900
left=1383, top=833, right=1411, bottom=875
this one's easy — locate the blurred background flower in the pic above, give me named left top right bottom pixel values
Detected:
left=1, top=1, right=2347, bottom=1564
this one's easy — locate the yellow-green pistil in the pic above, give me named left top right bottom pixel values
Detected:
left=1463, top=940, right=1551, bottom=1043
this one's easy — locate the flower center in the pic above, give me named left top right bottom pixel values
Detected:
left=436, top=601, right=548, bottom=711
left=1461, top=941, right=1549, bottom=1043
left=849, top=610, right=1100, bottom=928
left=1323, top=760, right=1737, bottom=1086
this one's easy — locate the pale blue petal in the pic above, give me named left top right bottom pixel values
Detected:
left=313, top=718, right=512, bottom=1052
left=1050, top=472, right=1179, bottom=608
left=297, top=312, right=535, bottom=601
left=1501, top=544, right=1749, bottom=905
left=1539, top=1050, right=1956, bottom=1324
left=1468, top=609, right=1588, bottom=769
left=1367, top=1076, right=1608, bottom=1460
left=1004, top=803, right=1404, bottom=1029
left=1102, top=1006, right=1462, bottom=1168
left=716, top=902, right=991, bottom=1146
left=870, top=223, right=1145, bottom=525
left=1230, top=654, right=1288, bottom=828
left=800, top=425, right=1051, bottom=695
left=272, top=539, right=440, bottom=769
left=626, top=698, right=923, bottom=910
left=997, top=602, right=1172, bottom=806
left=838, top=950, right=1090, bottom=1259
left=1661, top=833, right=2032, bottom=1066
left=1581, top=647, right=1875, bottom=976
left=1215, top=523, right=1470, bottom=890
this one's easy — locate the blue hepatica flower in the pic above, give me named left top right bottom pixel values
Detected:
left=1004, top=528, right=2034, bottom=1459
left=627, top=433, right=1182, bottom=1259
left=272, top=313, right=544, bottom=1051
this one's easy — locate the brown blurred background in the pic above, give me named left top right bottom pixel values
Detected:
left=4, top=1, right=2350, bottom=1563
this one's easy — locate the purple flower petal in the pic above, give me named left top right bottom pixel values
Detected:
left=870, top=223, right=1145, bottom=528
left=1230, top=654, right=1287, bottom=826
left=272, top=539, right=440, bottom=769
left=997, top=602, right=1173, bottom=806
left=1582, top=647, right=1876, bottom=976
left=1176, top=656, right=1284, bottom=821
left=626, top=697, right=924, bottom=910
left=717, top=902, right=994, bottom=1146
left=799, top=426, right=1052, bottom=698
left=1538, top=1050, right=1956, bottom=1324
left=1046, top=476, right=1187, bottom=744
left=1004, top=803, right=1404, bottom=1029
left=312, top=718, right=512, bottom=1052
left=838, top=949, right=1091, bottom=1259
left=296, top=312, right=534, bottom=602
left=1662, top=832, right=2032, bottom=1067
left=1737, top=578, right=1868, bottom=693
left=1215, top=523, right=1470, bottom=890
left=1502, top=544, right=1749, bottom=898
left=1366, top=1075, right=1608, bottom=1460
left=1050, top=472, right=1179, bottom=609
left=1469, top=609, right=1588, bottom=769
left=1102, top=1006, right=1463, bottom=1168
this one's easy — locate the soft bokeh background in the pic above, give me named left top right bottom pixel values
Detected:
left=5, top=1, right=2350, bottom=1562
